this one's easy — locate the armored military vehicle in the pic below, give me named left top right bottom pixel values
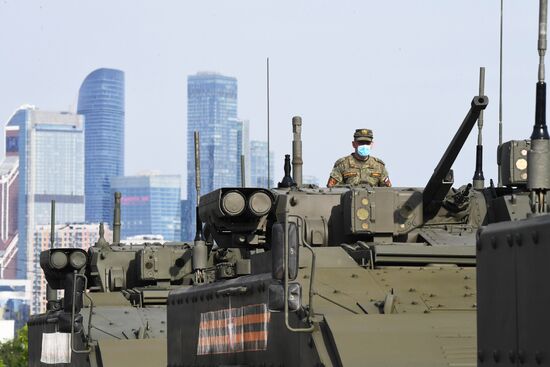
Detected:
left=27, top=193, right=196, bottom=366
left=28, top=1, right=550, bottom=366
left=476, top=1, right=550, bottom=365
left=166, top=2, right=550, bottom=365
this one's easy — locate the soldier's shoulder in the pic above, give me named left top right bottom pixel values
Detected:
left=333, top=155, right=352, bottom=168
left=370, top=156, right=386, bottom=166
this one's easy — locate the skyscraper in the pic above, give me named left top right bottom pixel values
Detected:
left=0, top=156, right=18, bottom=279
left=78, top=68, right=125, bottom=224
left=0, top=113, right=20, bottom=280
left=111, top=174, right=181, bottom=241
left=183, top=72, right=241, bottom=240
left=6, top=106, right=85, bottom=313
left=250, top=140, right=275, bottom=188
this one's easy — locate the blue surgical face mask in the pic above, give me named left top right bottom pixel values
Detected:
left=357, top=144, right=371, bottom=157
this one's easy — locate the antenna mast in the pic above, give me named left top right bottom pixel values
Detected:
left=267, top=57, right=271, bottom=188
left=499, top=0, right=504, bottom=147
left=528, top=0, right=550, bottom=214
left=498, top=0, right=504, bottom=186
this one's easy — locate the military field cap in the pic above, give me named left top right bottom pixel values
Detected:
left=353, top=128, right=373, bottom=142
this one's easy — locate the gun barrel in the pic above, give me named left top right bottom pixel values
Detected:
left=50, top=200, right=55, bottom=248
left=539, top=0, right=548, bottom=82
left=423, top=95, right=488, bottom=215
left=113, top=192, right=121, bottom=244
left=194, top=131, right=201, bottom=202
left=241, top=154, right=246, bottom=187
left=194, top=131, right=204, bottom=241
left=292, top=116, right=303, bottom=186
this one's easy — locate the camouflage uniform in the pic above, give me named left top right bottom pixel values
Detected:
left=328, top=154, right=391, bottom=187
left=327, top=128, right=391, bottom=187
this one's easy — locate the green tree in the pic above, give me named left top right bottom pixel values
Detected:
left=0, top=325, right=28, bottom=367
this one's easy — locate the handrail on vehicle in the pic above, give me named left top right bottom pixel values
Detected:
left=71, top=271, right=94, bottom=354
left=283, top=212, right=315, bottom=333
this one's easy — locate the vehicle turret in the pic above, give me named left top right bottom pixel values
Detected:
left=28, top=194, right=196, bottom=367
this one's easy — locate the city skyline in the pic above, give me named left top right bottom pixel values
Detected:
left=1, top=1, right=540, bottom=191
left=182, top=72, right=243, bottom=241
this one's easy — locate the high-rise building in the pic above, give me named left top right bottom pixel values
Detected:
left=0, top=109, right=23, bottom=280
left=33, top=223, right=111, bottom=312
left=180, top=199, right=191, bottom=241
left=0, top=157, right=19, bottom=279
left=111, top=174, right=181, bottom=241
left=78, top=68, right=125, bottom=224
left=183, top=72, right=241, bottom=240
left=6, top=106, right=85, bottom=313
left=250, top=140, right=275, bottom=188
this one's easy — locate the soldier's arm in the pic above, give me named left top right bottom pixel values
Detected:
left=381, top=166, right=392, bottom=187
left=327, top=160, right=344, bottom=188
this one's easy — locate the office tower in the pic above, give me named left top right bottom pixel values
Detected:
left=1, top=295, right=30, bottom=332
left=33, top=223, right=111, bottom=312
left=0, top=155, right=19, bottom=278
left=111, top=174, right=181, bottom=241
left=183, top=72, right=240, bottom=240
left=6, top=106, right=84, bottom=313
left=180, top=199, right=189, bottom=241
left=250, top=140, right=275, bottom=188
left=78, top=68, right=125, bottom=224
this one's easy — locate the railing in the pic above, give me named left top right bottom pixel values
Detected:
left=283, top=213, right=315, bottom=333
left=71, top=271, right=94, bottom=354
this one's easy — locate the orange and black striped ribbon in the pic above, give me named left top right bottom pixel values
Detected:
left=197, top=303, right=270, bottom=355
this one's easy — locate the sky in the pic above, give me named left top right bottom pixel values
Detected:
left=0, top=1, right=542, bottom=197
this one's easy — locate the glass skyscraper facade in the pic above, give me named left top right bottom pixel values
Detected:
left=183, top=72, right=242, bottom=240
left=7, top=107, right=84, bottom=313
left=0, top=153, right=19, bottom=279
left=111, top=174, right=181, bottom=241
left=250, top=140, right=274, bottom=188
left=78, top=68, right=125, bottom=224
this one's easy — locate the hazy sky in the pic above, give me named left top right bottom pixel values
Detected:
left=0, top=1, right=542, bottom=196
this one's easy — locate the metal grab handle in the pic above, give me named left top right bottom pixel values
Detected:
left=283, top=212, right=314, bottom=333
left=290, top=215, right=316, bottom=321
left=71, top=272, right=92, bottom=354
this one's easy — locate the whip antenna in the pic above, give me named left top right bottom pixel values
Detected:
left=267, top=58, right=271, bottom=188
left=499, top=0, right=504, bottom=147
left=498, top=0, right=504, bottom=186
left=527, top=0, right=550, bottom=214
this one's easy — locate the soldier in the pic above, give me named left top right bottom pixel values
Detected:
left=327, top=129, right=392, bottom=188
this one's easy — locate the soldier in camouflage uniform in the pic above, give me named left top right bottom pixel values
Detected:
left=327, top=129, right=391, bottom=188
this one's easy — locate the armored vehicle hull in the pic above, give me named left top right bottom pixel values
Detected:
left=168, top=245, right=477, bottom=366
